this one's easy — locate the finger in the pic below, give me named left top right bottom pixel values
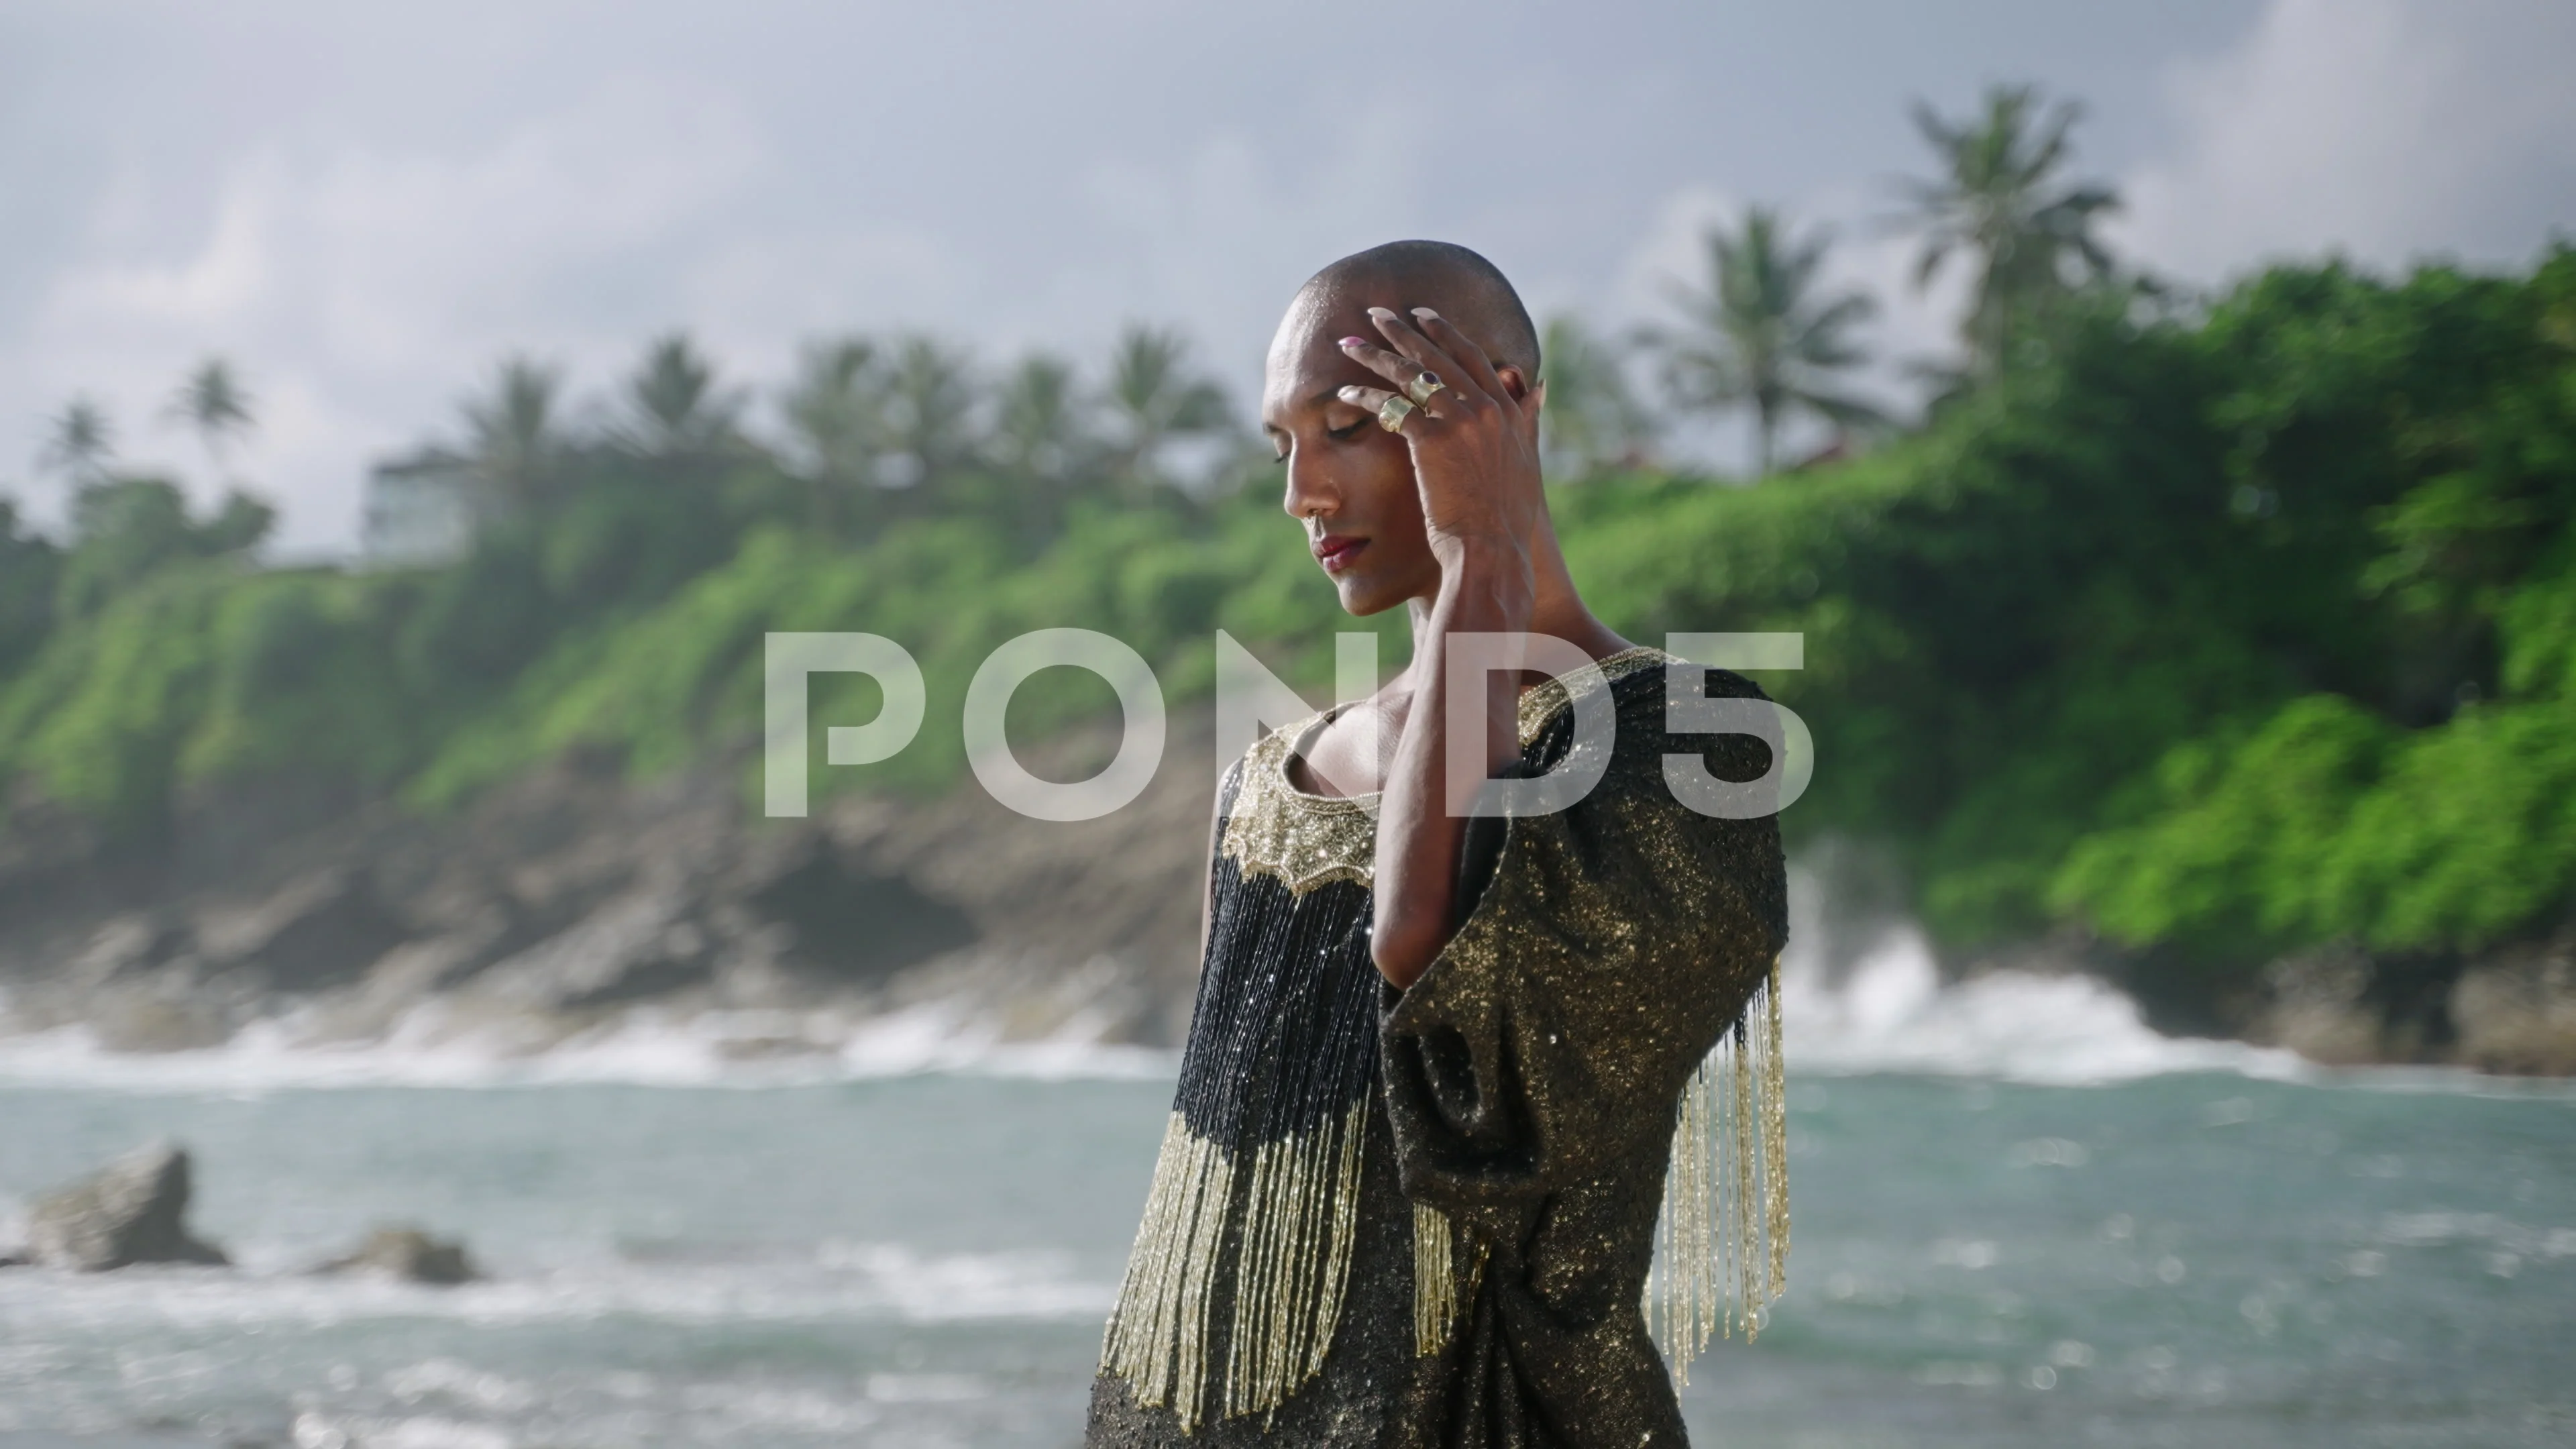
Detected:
left=1404, top=307, right=1511, bottom=409
left=1334, top=337, right=1462, bottom=417
left=1362, top=307, right=1490, bottom=411
left=1334, top=384, right=1425, bottom=433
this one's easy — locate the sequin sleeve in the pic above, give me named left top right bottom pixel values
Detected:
left=1376, top=663, right=1790, bottom=1444
left=1382, top=663, right=1786, bottom=1207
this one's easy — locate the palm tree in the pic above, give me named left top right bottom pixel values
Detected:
left=40, top=396, right=117, bottom=486
left=166, top=358, right=256, bottom=476
left=1898, top=83, right=2119, bottom=378
left=993, top=353, right=1090, bottom=484
left=878, top=335, right=981, bottom=490
left=459, top=356, right=566, bottom=517
left=1536, top=316, right=1658, bottom=480
left=1654, top=207, right=1882, bottom=476
left=782, top=337, right=887, bottom=536
left=1102, top=325, right=1230, bottom=498
left=621, top=332, right=743, bottom=459
left=991, top=352, right=1098, bottom=548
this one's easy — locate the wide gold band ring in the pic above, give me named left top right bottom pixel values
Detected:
left=1405, top=370, right=1446, bottom=406
left=1377, top=394, right=1417, bottom=432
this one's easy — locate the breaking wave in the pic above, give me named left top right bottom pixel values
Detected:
left=0, top=998, right=1177, bottom=1093
left=1778, top=923, right=2308, bottom=1086
left=0, top=941, right=2316, bottom=1092
left=0, top=1240, right=1116, bottom=1332
left=0, top=852, right=2415, bottom=1093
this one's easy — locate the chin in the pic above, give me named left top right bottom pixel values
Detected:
left=1334, top=576, right=1405, bottom=616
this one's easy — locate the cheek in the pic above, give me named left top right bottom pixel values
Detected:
left=1351, top=441, right=1424, bottom=521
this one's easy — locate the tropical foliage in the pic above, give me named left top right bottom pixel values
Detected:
left=1536, top=317, right=1660, bottom=480
left=166, top=358, right=256, bottom=476
left=1648, top=205, right=1883, bottom=474
left=1898, top=84, right=2123, bottom=380
left=4, top=87, right=2569, bottom=1024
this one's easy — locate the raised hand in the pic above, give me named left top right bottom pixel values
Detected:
left=1335, top=305, right=1554, bottom=987
left=1334, top=306, right=1547, bottom=576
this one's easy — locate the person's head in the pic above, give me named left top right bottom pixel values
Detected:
left=1263, top=240, right=1543, bottom=615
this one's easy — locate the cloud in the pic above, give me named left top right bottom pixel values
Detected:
left=9, top=0, right=2568, bottom=548
left=3, top=73, right=1454, bottom=547
left=10, top=78, right=773, bottom=547
left=2114, top=0, right=2576, bottom=285
left=1063, top=116, right=1448, bottom=406
left=1604, top=0, right=2576, bottom=472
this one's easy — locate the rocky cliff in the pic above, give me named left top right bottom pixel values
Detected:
left=0, top=722, right=1217, bottom=1061
left=1, top=724, right=2569, bottom=1073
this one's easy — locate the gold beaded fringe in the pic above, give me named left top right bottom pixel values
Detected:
left=1411, top=1202, right=1455, bottom=1355
left=1221, top=1105, right=1366, bottom=1421
left=1409, top=1202, right=1491, bottom=1358
left=1101, top=1104, right=1367, bottom=1431
left=1645, top=957, right=1789, bottom=1385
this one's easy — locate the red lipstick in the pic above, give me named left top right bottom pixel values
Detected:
left=1312, top=534, right=1366, bottom=574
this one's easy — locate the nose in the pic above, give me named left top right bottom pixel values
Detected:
left=1281, top=445, right=1339, bottom=524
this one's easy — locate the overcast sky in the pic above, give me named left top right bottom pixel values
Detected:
left=5, top=0, right=2571, bottom=551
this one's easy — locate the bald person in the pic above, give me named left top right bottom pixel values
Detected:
left=1089, top=241, right=1790, bottom=1448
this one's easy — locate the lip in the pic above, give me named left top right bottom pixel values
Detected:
left=1312, top=535, right=1366, bottom=574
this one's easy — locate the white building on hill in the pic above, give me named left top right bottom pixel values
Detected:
left=360, top=451, right=482, bottom=566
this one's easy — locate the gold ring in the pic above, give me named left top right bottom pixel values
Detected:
left=1377, top=394, right=1416, bottom=432
left=1405, top=370, right=1446, bottom=406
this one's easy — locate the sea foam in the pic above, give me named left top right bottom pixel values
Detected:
left=1777, top=923, right=2308, bottom=1086
left=0, top=1240, right=1115, bottom=1332
left=0, top=998, right=1176, bottom=1094
left=0, top=906, right=2465, bottom=1093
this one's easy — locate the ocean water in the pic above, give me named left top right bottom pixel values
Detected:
left=2, top=945, right=2571, bottom=1448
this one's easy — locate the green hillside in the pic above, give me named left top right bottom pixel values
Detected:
left=6, top=252, right=2573, bottom=1023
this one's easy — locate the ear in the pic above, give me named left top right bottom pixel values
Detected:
left=1496, top=368, right=1544, bottom=447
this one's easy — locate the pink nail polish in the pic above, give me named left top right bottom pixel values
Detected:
left=1338, top=336, right=1367, bottom=348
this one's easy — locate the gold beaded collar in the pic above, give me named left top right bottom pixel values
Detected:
left=1219, top=645, right=1672, bottom=896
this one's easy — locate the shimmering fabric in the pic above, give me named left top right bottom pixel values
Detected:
left=1089, top=647, right=1788, bottom=1448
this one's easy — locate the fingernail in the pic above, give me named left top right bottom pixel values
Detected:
left=1338, top=335, right=1367, bottom=349
left=1411, top=307, right=1441, bottom=322
left=1337, top=385, right=1363, bottom=399
left=1366, top=306, right=1399, bottom=322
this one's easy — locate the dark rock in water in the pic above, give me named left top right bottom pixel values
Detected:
left=316, top=1225, right=477, bottom=1284
left=0, top=1251, right=28, bottom=1268
left=27, top=1140, right=229, bottom=1271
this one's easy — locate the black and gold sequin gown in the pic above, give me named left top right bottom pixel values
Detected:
left=1087, top=646, right=1790, bottom=1449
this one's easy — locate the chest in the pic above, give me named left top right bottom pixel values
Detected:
left=1283, top=696, right=1401, bottom=800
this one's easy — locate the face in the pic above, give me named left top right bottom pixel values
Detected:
left=1260, top=289, right=1442, bottom=616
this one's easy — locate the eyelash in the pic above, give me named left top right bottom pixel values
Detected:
left=1273, top=421, right=1369, bottom=462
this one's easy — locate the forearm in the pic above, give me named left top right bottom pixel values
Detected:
left=1371, top=541, right=1534, bottom=987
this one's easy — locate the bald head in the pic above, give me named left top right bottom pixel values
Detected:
left=1279, top=239, right=1541, bottom=378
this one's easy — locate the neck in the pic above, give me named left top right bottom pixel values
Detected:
left=1401, top=527, right=1629, bottom=678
